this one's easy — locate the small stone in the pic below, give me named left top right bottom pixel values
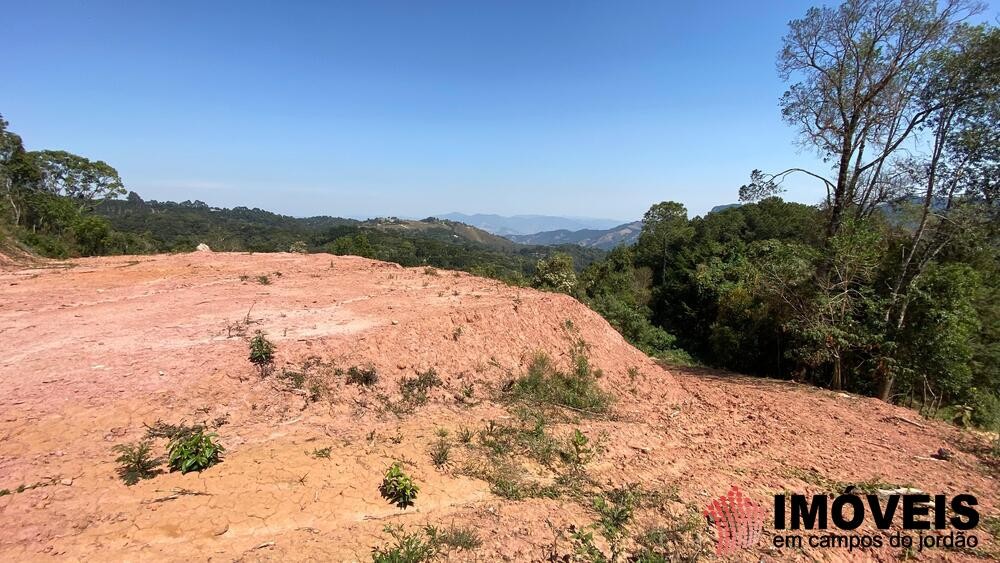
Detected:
left=61, top=478, right=73, bottom=486
left=391, top=320, right=398, bottom=325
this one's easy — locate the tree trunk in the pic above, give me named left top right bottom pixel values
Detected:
left=878, top=373, right=894, bottom=402
left=831, top=352, right=843, bottom=391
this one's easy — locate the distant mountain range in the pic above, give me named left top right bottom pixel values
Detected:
left=437, top=213, right=625, bottom=236
left=507, top=221, right=643, bottom=250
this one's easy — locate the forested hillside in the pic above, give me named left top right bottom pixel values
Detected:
left=570, top=11, right=1000, bottom=430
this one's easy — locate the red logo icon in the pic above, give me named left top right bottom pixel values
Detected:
left=704, top=485, right=766, bottom=555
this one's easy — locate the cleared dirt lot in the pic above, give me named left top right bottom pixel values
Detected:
left=0, top=252, right=996, bottom=561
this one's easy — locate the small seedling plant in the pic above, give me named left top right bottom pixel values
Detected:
left=113, top=441, right=161, bottom=485
left=379, top=463, right=419, bottom=509
left=167, top=430, right=224, bottom=473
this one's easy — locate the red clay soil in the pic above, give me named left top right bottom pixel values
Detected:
left=0, top=252, right=996, bottom=562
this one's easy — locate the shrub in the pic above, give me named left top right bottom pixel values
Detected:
left=113, top=441, right=161, bottom=485
left=256, top=275, right=271, bottom=285
left=167, top=430, right=224, bottom=473
left=532, top=252, right=577, bottom=294
left=971, top=391, right=1000, bottom=430
left=379, top=463, right=419, bottom=509
left=248, top=331, right=275, bottom=376
left=347, top=365, right=379, bottom=386
left=289, top=240, right=308, bottom=253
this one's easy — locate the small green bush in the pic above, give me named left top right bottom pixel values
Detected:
left=379, top=463, right=419, bottom=509
left=167, top=430, right=224, bottom=473
left=249, top=331, right=275, bottom=375
left=113, top=441, right=161, bottom=485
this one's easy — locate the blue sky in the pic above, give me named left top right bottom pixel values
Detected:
left=4, top=1, right=990, bottom=220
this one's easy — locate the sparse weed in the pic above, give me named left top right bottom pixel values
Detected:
left=311, top=447, right=332, bottom=459
left=371, top=524, right=482, bottom=562
left=429, top=438, right=451, bottom=468
left=279, top=369, right=306, bottom=388
left=379, top=463, right=419, bottom=509
left=427, top=524, right=482, bottom=551
left=113, top=441, right=161, bottom=485
left=398, top=368, right=442, bottom=406
left=167, top=430, right=224, bottom=474
left=346, top=365, right=379, bottom=386
left=423, top=266, right=439, bottom=276
left=452, top=326, right=463, bottom=340
left=239, top=274, right=250, bottom=282
left=144, top=420, right=204, bottom=441
left=457, top=426, right=474, bottom=444
left=256, top=274, right=271, bottom=285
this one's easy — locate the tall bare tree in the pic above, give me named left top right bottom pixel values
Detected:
left=740, top=0, right=982, bottom=240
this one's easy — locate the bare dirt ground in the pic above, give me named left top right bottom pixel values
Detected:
left=0, top=252, right=996, bottom=562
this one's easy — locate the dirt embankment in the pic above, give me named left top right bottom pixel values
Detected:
left=0, top=252, right=996, bottom=562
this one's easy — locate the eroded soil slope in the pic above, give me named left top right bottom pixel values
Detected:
left=0, top=252, right=996, bottom=562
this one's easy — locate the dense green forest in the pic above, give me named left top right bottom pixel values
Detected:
left=1, top=0, right=997, bottom=430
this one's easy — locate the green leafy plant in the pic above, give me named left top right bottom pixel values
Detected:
left=379, top=463, right=419, bottom=509
left=572, top=486, right=640, bottom=563
left=113, top=440, right=162, bottom=485
left=256, top=274, right=271, bottom=285
left=167, top=430, right=224, bottom=474
left=457, top=426, right=474, bottom=444
left=563, top=428, right=594, bottom=470
left=248, top=331, right=275, bottom=376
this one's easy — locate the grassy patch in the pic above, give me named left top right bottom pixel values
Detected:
left=371, top=524, right=481, bottom=562
left=507, top=346, right=611, bottom=414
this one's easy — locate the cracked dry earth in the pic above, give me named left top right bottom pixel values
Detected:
left=0, top=252, right=997, bottom=562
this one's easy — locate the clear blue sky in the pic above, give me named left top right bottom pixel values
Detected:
left=5, top=0, right=985, bottom=220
